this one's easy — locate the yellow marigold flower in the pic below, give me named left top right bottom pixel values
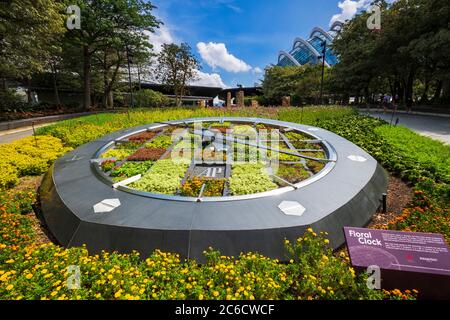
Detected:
left=324, top=239, right=330, bottom=245
left=199, top=294, right=204, bottom=300
left=307, top=228, right=313, bottom=233
left=25, top=274, right=33, bottom=280
left=213, top=291, right=219, bottom=297
left=114, top=290, right=122, bottom=298
left=50, top=291, right=58, bottom=297
left=6, top=284, right=14, bottom=291
left=5, top=259, right=14, bottom=264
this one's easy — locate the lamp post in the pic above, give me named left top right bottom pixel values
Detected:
left=125, top=44, right=134, bottom=109
left=319, top=40, right=327, bottom=106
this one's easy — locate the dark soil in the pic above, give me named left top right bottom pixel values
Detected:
left=367, top=176, right=414, bottom=229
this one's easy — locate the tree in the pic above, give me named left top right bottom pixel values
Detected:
left=64, top=0, right=160, bottom=109
left=155, top=43, right=199, bottom=107
left=0, top=0, right=65, bottom=100
left=331, top=0, right=450, bottom=107
left=262, top=65, right=330, bottom=105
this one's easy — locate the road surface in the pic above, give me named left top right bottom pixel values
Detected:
left=363, top=111, right=450, bottom=145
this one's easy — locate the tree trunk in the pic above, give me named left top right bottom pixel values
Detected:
left=26, top=78, right=33, bottom=104
left=83, top=46, right=92, bottom=110
left=432, top=80, right=443, bottom=102
left=51, top=64, right=61, bottom=106
left=405, top=69, right=415, bottom=110
left=420, top=78, right=429, bottom=104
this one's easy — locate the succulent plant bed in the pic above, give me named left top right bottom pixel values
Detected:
left=145, top=135, right=174, bottom=150
left=180, top=177, right=227, bottom=197
left=92, top=119, right=331, bottom=199
left=128, top=148, right=167, bottom=161
left=275, top=163, right=311, bottom=184
left=128, top=131, right=161, bottom=142
left=110, top=161, right=154, bottom=181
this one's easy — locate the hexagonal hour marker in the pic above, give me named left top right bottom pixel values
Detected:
left=347, top=155, right=367, bottom=162
left=93, top=199, right=121, bottom=213
left=278, top=201, right=306, bottom=217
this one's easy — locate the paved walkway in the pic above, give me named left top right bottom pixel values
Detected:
left=363, top=111, right=450, bottom=145
left=0, top=123, right=54, bottom=144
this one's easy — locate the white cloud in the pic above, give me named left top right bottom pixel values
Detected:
left=190, top=70, right=228, bottom=88
left=330, top=0, right=372, bottom=26
left=252, top=67, right=263, bottom=74
left=146, top=24, right=175, bottom=53
left=197, top=42, right=252, bottom=73
left=227, top=4, right=243, bottom=13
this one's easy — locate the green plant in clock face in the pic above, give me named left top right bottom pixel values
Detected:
left=275, top=164, right=310, bottom=184
left=145, top=135, right=174, bottom=150
left=229, top=163, right=277, bottom=195
left=101, top=148, right=135, bottom=161
left=129, top=159, right=190, bottom=195
left=110, top=162, right=154, bottom=180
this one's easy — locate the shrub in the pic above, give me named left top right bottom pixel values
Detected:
left=0, top=136, right=71, bottom=178
left=0, top=164, right=19, bottom=190
left=374, top=125, right=450, bottom=184
left=0, top=189, right=36, bottom=215
left=135, top=89, right=170, bottom=108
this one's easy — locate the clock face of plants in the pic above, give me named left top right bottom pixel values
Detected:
left=97, top=120, right=332, bottom=199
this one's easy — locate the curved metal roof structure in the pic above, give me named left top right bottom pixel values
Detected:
left=278, top=50, right=301, bottom=67
left=277, top=24, right=340, bottom=67
left=310, top=27, right=334, bottom=42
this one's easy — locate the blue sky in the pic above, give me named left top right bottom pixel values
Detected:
left=148, top=0, right=373, bottom=88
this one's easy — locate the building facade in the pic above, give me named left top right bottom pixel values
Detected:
left=277, top=21, right=343, bottom=68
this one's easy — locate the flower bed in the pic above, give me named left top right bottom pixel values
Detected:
left=229, top=163, right=277, bottom=196
left=275, top=164, right=310, bottom=184
left=128, top=148, right=166, bottom=161
left=110, top=162, right=154, bottom=181
left=128, top=131, right=160, bottom=142
left=0, top=107, right=444, bottom=300
left=130, top=159, right=190, bottom=195
left=145, top=136, right=173, bottom=150
left=101, top=160, right=117, bottom=172
left=101, top=148, right=135, bottom=161
left=180, top=177, right=226, bottom=197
